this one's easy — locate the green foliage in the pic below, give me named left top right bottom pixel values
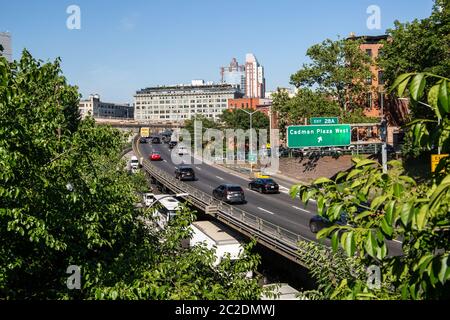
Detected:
left=219, top=108, right=269, bottom=131
left=290, top=38, right=373, bottom=111
left=290, top=73, right=450, bottom=299
left=0, top=50, right=265, bottom=299
left=379, top=1, right=450, bottom=119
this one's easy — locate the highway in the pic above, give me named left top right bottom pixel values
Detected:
left=139, top=140, right=403, bottom=255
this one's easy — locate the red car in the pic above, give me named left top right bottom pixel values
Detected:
left=149, top=152, right=162, bottom=161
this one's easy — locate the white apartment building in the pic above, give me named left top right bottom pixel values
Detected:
left=134, top=80, right=243, bottom=122
left=79, top=94, right=134, bottom=119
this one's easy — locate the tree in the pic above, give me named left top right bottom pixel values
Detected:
left=290, top=73, right=450, bottom=299
left=0, top=50, right=267, bottom=299
left=219, top=108, right=269, bottom=131
left=378, top=0, right=450, bottom=119
left=272, top=88, right=377, bottom=139
left=290, top=38, right=373, bottom=111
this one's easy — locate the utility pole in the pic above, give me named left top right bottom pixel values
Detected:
left=242, top=109, right=258, bottom=173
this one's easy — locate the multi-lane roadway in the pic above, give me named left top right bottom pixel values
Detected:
left=139, top=140, right=403, bottom=255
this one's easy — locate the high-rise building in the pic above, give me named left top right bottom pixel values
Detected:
left=0, top=32, right=12, bottom=62
left=220, top=58, right=246, bottom=93
left=245, top=53, right=265, bottom=98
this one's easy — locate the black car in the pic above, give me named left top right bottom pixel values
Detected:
left=169, top=141, right=178, bottom=149
left=175, top=166, right=196, bottom=181
left=152, top=136, right=161, bottom=144
left=309, top=203, right=368, bottom=234
left=139, top=137, right=147, bottom=144
left=212, top=184, right=246, bottom=204
left=248, top=178, right=279, bottom=194
left=309, top=214, right=347, bottom=234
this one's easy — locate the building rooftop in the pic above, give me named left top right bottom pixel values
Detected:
left=347, top=34, right=389, bottom=44
left=192, top=220, right=242, bottom=245
left=136, top=83, right=238, bottom=95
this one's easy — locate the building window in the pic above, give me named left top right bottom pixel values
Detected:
left=366, top=92, right=373, bottom=109
left=378, top=71, right=385, bottom=85
left=366, top=49, right=372, bottom=57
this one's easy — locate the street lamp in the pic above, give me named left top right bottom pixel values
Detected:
left=379, top=88, right=387, bottom=173
left=241, top=109, right=258, bottom=173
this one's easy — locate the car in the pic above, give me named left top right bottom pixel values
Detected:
left=169, top=141, right=178, bottom=149
left=130, top=156, right=139, bottom=169
left=175, top=166, right=196, bottom=181
left=152, top=137, right=161, bottom=144
left=139, top=137, right=147, bottom=144
left=248, top=178, right=279, bottom=194
left=309, top=214, right=347, bottom=234
left=212, top=184, right=246, bottom=204
left=308, top=202, right=368, bottom=233
left=149, top=152, right=162, bottom=161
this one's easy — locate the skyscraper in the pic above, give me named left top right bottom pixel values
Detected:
left=245, top=53, right=265, bottom=98
left=220, top=58, right=246, bottom=94
left=0, top=32, right=12, bottom=62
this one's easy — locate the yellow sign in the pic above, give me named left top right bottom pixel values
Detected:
left=266, top=143, right=271, bottom=148
left=256, top=173, right=270, bottom=179
left=140, top=127, right=150, bottom=138
left=431, top=154, right=449, bottom=172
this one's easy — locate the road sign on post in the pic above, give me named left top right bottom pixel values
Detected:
left=309, top=117, right=339, bottom=125
left=431, top=154, right=449, bottom=172
left=287, top=124, right=351, bottom=148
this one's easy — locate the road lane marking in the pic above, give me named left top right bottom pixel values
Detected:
left=195, top=166, right=202, bottom=171
left=257, top=207, right=275, bottom=215
left=215, top=175, right=224, bottom=180
left=393, top=239, right=402, bottom=244
left=163, top=160, right=167, bottom=163
left=292, top=206, right=310, bottom=213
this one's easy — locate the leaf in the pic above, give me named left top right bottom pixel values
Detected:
left=313, top=177, right=333, bottom=185
left=438, top=80, right=449, bottom=114
left=355, top=159, right=378, bottom=168
left=316, top=225, right=338, bottom=239
left=415, top=204, right=429, bottom=231
left=346, top=169, right=363, bottom=181
left=438, top=256, right=450, bottom=285
left=355, top=210, right=372, bottom=221
left=400, top=202, right=413, bottom=226
left=429, top=182, right=450, bottom=212
left=345, top=231, right=355, bottom=257
left=409, top=73, right=426, bottom=101
left=390, top=73, right=414, bottom=96
left=376, top=241, right=387, bottom=260
left=393, top=183, right=404, bottom=198
left=331, top=230, right=339, bottom=251
left=365, top=231, right=377, bottom=258
left=289, top=184, right=301, bottom=199
left=371, top=195, right=388, bottom=210
left=428, top=84, right=442, bottom=119
left=380, top=216, right=393, bottom=237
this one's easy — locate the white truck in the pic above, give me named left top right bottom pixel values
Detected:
left=190, top=220, right=251, bottom=277
left=130, top=155, right=139, bottom=170
left=144, top=193, right=182, bottom=230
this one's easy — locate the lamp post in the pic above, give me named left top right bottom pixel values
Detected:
left=241, top=109, right=258, bottom=173
left=379, top=88, right=387, bottom=173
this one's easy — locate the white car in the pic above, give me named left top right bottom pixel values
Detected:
left=130, top=156, right=139, bottom=170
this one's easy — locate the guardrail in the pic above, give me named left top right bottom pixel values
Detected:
left=132, top=136, right=322, bottom=267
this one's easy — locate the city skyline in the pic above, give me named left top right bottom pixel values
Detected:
left=0, top=0, right=434, bottom=103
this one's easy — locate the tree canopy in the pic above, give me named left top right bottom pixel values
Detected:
left=0, top=51, right=266, bottom=299
left=290, top=38, right=373, bottom=111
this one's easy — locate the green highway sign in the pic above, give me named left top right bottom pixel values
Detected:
left=287, top=124, right=351, bottom=148
left=309, top=117, right=339, bottom=125
left=248, top=153, right=257, bottom=163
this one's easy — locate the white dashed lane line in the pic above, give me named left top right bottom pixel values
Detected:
left=292, top=206, right=310, bottom=213
left=195, top=167, right=202, bottom=171
left=215, top=176, right=224, bottom=180
left=257, top=207, right=275, bottom=215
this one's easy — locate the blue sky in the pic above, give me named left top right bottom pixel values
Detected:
left=0, top=0, right=434, bottom=103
